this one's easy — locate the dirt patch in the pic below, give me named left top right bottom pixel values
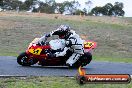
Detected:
left=0, top=20, right=15, bottom=30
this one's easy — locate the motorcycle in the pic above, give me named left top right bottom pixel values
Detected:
left=17, top=35, right=97, bottom=68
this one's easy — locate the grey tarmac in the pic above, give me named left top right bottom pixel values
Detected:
left=0, top=56, right=132, bottom=76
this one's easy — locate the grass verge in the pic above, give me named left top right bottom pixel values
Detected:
left=93, top=56, right=132, bottom=63
left=0, top=13, right=132, bottom=63
left=0, top=77, right=131, bottom=88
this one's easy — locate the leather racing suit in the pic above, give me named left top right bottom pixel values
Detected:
left=38, top=30, right=84, bottom=66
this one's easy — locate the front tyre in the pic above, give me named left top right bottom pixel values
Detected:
left=17, top=52, right=31, bottom=66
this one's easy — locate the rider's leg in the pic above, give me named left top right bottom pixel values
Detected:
left=66, top=53, right=81, bottom=66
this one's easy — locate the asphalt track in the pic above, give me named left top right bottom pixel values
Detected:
left=0, top=56, right=132, bottom=76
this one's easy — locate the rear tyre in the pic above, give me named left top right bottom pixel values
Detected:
left=73, top=52, right=92, bottom=68
left=81, top=52, right=92, bottom=66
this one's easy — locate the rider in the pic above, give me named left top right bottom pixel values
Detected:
left=38, top=25, right=84, bottom=67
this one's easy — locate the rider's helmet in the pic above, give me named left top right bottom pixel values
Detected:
left=53, top=25, right=71, bottom=39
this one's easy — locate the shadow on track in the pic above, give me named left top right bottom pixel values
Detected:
left=17, top=65, right=79, bottom=70
left=17, top=65, right=94, bottom=71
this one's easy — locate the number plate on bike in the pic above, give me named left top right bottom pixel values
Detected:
left=29, top=48, right=42, bottom=55
left=84, top=41, right=94, bottom=49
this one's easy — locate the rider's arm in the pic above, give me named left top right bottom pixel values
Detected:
left=55, top=47, right=69, bottom=57
left=49, top=28, right=61, bottom=36
left=37, top=34, right=48, bottom=45
left=37, top=29, right=60, bottom=45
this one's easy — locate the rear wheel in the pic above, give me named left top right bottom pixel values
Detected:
left=73, top=52, right=92, bottom=68
left=17, top=52, right=38, bottom=66
left=81, top=52, right=92, bottom=66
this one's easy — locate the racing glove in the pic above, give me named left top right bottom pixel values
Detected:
left=36, top=42, right=42, bottom=46
left=37, top=41, right=45, bottom=46
left=45, top=33, right=51, bottom=38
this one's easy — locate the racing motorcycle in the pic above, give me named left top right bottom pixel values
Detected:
left=17, top=35, right=97, bottom=68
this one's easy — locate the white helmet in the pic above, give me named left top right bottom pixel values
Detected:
left=53, top=25, right=71, bottom=39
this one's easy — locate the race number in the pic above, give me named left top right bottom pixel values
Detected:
left=84, top=41, right=94, bottom=49
left=29, top=48, right=42, bottom=55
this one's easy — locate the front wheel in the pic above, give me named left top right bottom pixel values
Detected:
left=17, top=52, right=38, bottom=66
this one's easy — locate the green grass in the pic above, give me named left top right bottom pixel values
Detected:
left=0, top=13, right=132, bottom=63
left=93, top=56, right=132, bottom=63
left=0, top=77, right=131, bottom=88
left=0, top=13, right=132, bottom=88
